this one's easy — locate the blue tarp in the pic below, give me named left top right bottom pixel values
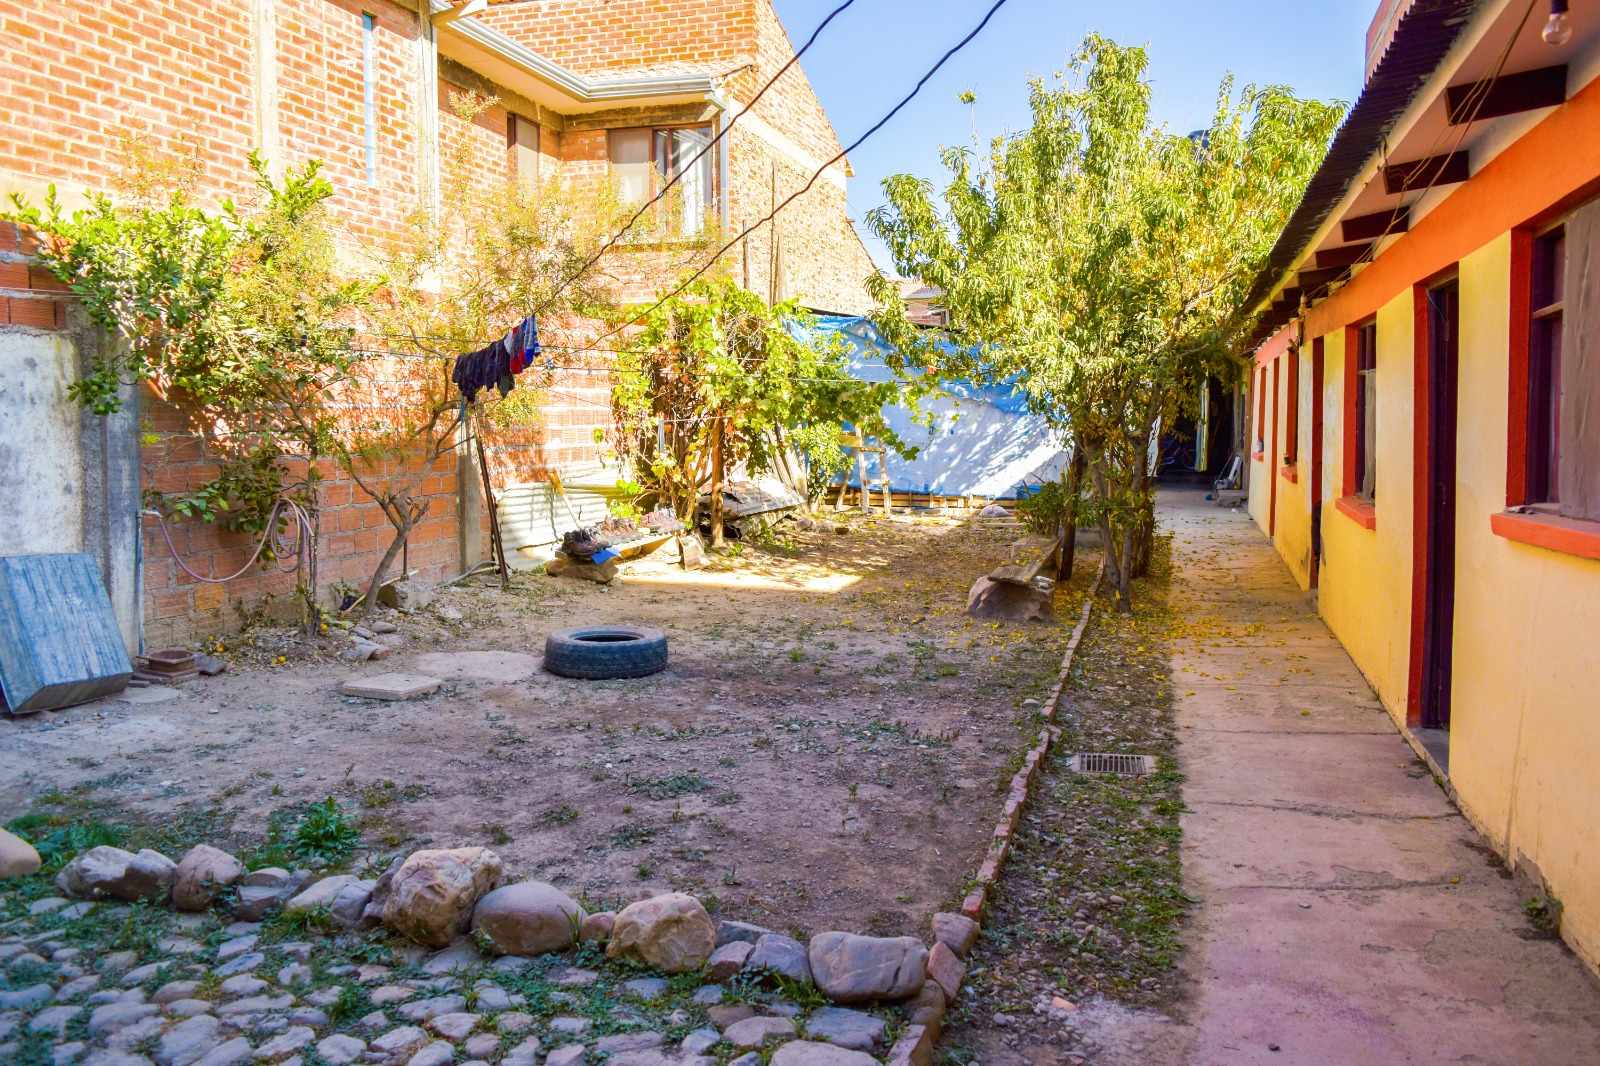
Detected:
left=790, top=315, right=1070, bottom=498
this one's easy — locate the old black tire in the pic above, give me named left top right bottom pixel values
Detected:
left=543, top=626, right=669, bottom=680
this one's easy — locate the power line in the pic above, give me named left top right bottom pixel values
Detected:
left=532, top=0, right=861, bottom=315
left=566, top=0, right=1014, bottom=361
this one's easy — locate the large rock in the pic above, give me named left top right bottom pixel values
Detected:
left=171, top=845, right=245, bottom=911
left=807, top=933, right=927, bottom=1003
left=966, top=575, right=1051, bottom=622
left=56, top=846, right=176, bottom=902
left=371, top=848, right=503, bottom=948
left=606, top=893, right=716, bottom=973
left=285, top=875, right=360, bottom=913
left=0, top=827, right=41, bottom=878
left=472, top=882, right=583, bottom=956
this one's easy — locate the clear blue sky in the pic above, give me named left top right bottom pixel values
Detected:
left=771, top=0, right=1378, bottom=271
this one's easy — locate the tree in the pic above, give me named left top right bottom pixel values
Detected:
left=610, top=276, right=913, bottom=546
left=867, top=35, right=1341, bottom=609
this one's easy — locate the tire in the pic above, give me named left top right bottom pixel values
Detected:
left=543, top=626, right=669, bottom=680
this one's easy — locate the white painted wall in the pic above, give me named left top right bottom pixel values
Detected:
left=0, top=330, right=86, bottom=555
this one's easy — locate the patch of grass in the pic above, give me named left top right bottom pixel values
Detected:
left=327, top=981, right=373, bottom=1025
left=540, top=805, right=580, bottom=827
left=608, top=824, right=659, bottom=849
left=628, top=774, right=712, bottom=800
left=246, top=798, right=360, bottom=870
left=4, top=814, right=124, bottom=873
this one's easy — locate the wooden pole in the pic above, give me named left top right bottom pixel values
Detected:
left=710, top=417, right=726, bottom=548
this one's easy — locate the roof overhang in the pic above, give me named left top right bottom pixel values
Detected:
left=1242, top=0, right=1600, bottom=353
left=430, top=0, right=720, bottom=115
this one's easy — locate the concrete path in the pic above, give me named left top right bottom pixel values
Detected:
left=1162, top=488, right=1600, bottom=1065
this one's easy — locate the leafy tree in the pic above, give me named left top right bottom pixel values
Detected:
left=610, top=276, right=914, bottom=545
left=868, top=35, right=1341, bottom=608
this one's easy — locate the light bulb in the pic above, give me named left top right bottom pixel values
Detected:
left=1543, top=0, right=1572, bottom=46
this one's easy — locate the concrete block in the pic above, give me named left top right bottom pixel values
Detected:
left=339, top=673, right=443, bottom=701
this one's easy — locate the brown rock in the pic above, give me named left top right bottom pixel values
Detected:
left=930, top=913, right=978, bottom=958
left=579, top=912, right=615, bottom=943
left=0, top=827, right=41, bottom=879
left=472, top=882, right=582, bottom=956
left=707, top=940, right=754, bottom=981
left=172, top=845, right=246, bottom=911
left=884, top=1024, right=933, bottom=1066
left=807, top=932, right=926, bottom=1004
left=374, top=848, right=504, bottom=948
left=607, top=893, right=715, bottom=973
left=965, top=576, right=1051, bottom=622
left=925, top=942, right=964, bottom=1001
left=904, top=983, right=946, bottom=1035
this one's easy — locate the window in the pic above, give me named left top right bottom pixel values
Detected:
left=607, top=125, right=718, bottom=235
left=1526, top=225, right=1564, bottom=503
left=508, top=114, right=539, bottom=192
left=1352, top=320, right=1377, bottom=499
left=1284, top=346, right=1300, bottom=465
left=1255, top=365, right=1266, bottom=455
left=361, top=12, right=377, bottom=185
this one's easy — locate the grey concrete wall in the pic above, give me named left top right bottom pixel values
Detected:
left=0, top=316, right=142, bottom=650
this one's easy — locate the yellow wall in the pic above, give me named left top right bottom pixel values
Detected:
left=1247, top=365, right=1272, bottom=533
left=1314, top=292, right=1416, bottom=717
left=1272, top=352, right=1314, bottom=590
left=1444, top=235, right=1600, bottom=973
left=1260, top=234, right=1600, bottom=974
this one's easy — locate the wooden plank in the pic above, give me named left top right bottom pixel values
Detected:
left=1298, top=266, right=1345, bottom=292
left=1560, top=199, right=1600, bottom=520
left=1383, top=151, right=1470, bottom=194
left=1446, top=64, right=1566, bottom=124
left=1342, top=208, right=1409, bottom=243
left=1316, top=243, right=1375, bottom=269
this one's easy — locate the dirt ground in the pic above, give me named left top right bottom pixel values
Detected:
left=1, top=511, right=1089, bottom=940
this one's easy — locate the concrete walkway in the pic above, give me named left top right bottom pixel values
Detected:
left=1163, top=488, right=1600, bottom=1065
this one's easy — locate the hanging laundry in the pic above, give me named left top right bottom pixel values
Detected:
left=452, top=315, right=542, bottom=402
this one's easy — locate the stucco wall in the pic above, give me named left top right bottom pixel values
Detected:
left=0, top=330, right=85, bottom=557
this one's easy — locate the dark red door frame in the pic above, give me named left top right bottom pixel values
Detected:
left=1408, top=274, right=1460, bottom=730
left=1269, top=358, right=1280, bottom=536
left=1310, top=336, right=1325, bottom=588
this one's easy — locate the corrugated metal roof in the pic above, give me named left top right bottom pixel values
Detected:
left=1243, top=0, right=1489, bottom=351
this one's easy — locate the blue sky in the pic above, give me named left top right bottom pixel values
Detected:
left=771, top=0, right=1378, bottom=270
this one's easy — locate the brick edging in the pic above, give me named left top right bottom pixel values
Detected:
left=960, top=556, right=1105, bottom=921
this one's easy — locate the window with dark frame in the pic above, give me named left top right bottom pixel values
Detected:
left=1255, top=365, right=1266, bottom=453
left=606, top=125, right=719, bottom=235
left=1285, top=346, right=1300, bottom=465
left=508, top=113, right=540, bottom=192
left=1527, top=225, right=1564, bottom=504
left=1355, top=321, right=1377, bottom=499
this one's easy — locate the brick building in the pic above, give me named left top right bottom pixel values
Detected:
left=0, top=0, right=879, bottom=648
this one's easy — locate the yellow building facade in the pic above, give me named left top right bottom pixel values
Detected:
left=1244, top=0, right=1600, bottom=974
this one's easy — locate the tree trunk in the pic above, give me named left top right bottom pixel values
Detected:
left=1056, top=448, right=1087, bottom=582
left=358, top=496, right=427, bottom=621
left=710, top=419, right=726, bottom=548
left=1130, top=456, right=1154, bottom=579
left=1088, top=458, right=1134, bottom=612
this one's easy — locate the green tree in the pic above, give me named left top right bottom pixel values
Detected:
left=610, top=276, right=914, bottom=546
left=868, top=35, right=1341, bottom=608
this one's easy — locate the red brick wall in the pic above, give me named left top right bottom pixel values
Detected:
left=477, top=0, right=755, bottom=76
left=0, top=224, right=69, bottom=329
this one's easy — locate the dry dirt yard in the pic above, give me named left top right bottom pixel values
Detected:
left=1, top=512, right=1089, bottom=940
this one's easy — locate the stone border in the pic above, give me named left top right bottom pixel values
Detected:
left=962, top=558, right=1104, bottom=923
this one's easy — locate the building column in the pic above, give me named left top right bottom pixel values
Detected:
left=251, top=0, right=282, bottom=178
left=415, top=1, right=442, bottom=218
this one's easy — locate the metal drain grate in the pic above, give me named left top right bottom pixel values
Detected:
left=1068, top=752, right=1156, bottom=776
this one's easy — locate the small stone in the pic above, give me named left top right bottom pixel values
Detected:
left=231, top=888, right=285, bottom=922
left=253, top=1025, right=313, bottom=1060
left=277, top=943, right=312, bottom=963
left=682, top=1028, right=722, bottom=1054
left=464, top=1033, right=500, bottom=1059
left=883, top=1023, right=933, bottom=1066
left=29, top=1004, right=83, bottom=1038
left=622, top=977, right=669, bottom=1001
left=691, top=985, right=724, bottom=1005
left=216, top=995, right=293, bottom=1017
left=708, top=1005, right=757, bottom=1030
left=548, top=1016, right=591, bottom=1037
left=314, top=1035, right=365, bottom=1066
left=154, top=1014, right=223, bottom=1066
left=54, top=1040, right=88, bottom=1065
left=707, top=940, right=753, bottom=981
left=338, top=674, right=443, bottom=702
left=714, top=920, right=773, bottom=947
left=172, top=846, right=246, bottom=912
left=553, top=968, right=599, bottom=987
left=905, top=984, right=946, bottom=1030
left=396, top=995, right=466, bottom=1023
left=925, top=943, right=964, bottom=1001
left=0, top=984, right=53, bottom=1010
left=160, top=938, right=203, bottom=956
left=240, top=870, right=289, bottom=890
left=214, top=953, right=264, bottom=978
left=277, top=964, right=311, bottom=988
left=748, top=934, right=813, bottom=985
left=287, top=1008, right=327, bottom=1027
left=88, top=1001, right=160, bottom=1037
left=369, top=986, right=415, bottom=1006
left=578, top=912, right=614, bottom=942
left=421, top=939, right=481, bottom=975
left=57, top=975, right=101, bottom=1001
left=166, top=1000, right=213, bottom=1019
left=930, top=914, right=978, bottom=959
left=596, top=1032, right=663, bottom=1054
left=724, top=1016, right=796, bottom=1049
left=283, top=876, right=358, bottom=914
left=217, top=936, right=259, bottom=961
left=123, top=962, right=167, bottom=986
left=770, top=1041, right=880, bottom=1066
left=504, top=1038, right=546, bottom=1066
left=496, top=1012, right=533, bottom=1034
left=30, top=896, right=68, bottom=915
left=57, top=847, right=176, bottom=903
left=370, top=620, right=398, bottom=634
left=368, top=1025, right=428, bottom=1059
left=428, top=1012, right=478, bottom=1040
left=105, top=1013, right=166, bottom=1049
left=357, top=1011, right=390, bottom=1032
left=729, top=1055, right=762, bottom=1066
left=803, top=1008, right=885, bottom=1051
left=405, top=1041, right=455, bottom=1066
left=194, top=1038, right=254, bottom=1066
left=220, top=976, right=268, bottom=998
left=472, top=986, right=511, bottom=1011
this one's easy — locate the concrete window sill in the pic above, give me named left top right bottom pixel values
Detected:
left=1336, top=495, right=1376, bottom=530
left=1491, top=510, right=1600, bottom=562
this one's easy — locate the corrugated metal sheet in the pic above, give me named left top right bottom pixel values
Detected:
left=495, top=468, right=621, bottom=556
left=1244, top=0, right=1488, bottom=351
left=0, top=553, right=132, bottom=714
